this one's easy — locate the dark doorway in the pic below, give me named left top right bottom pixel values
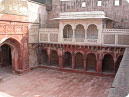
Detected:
left=86, top=53, right=96, bottom=72
left=50, top=51, right=59, bottom=67
left=102, top=54, right=114, bottom=73
left=40, top=49, right=48, bottom=65
left=0, top=44, right=12, bottom=67
left=75, top=52, right=84, bottom=70
left=0, top=44, right=13, bottom=77
left=63, top=52, right=72, bottom=68
left=116, top=55, right=123, bottom=73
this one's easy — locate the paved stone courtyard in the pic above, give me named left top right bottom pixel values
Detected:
left=0, top=67, right=114, bottom=97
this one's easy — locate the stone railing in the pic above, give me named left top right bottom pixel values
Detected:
left=102, top=29, right=129, bottom=47
left=39, top=28, right=99, bottom=45
left=103, top=29, right=129, bottom=33
left=75, top=38, right=85, bottom=42
left=39, top=28, right=129, bottom=47
left=63, top=38, right=98, bottom=45
left=63, top=38, right=73, bottom=42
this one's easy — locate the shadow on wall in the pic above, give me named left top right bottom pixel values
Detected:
left=28, top=0, right=48, bottom=69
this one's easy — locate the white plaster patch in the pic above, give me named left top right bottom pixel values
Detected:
left=0, top=0, right=3, bottom=3
left=126, top=94, right=129, bottom=97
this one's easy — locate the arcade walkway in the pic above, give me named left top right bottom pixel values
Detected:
left=0, top=68, right=113, bottom=97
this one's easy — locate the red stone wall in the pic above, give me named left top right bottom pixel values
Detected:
left=0, top=14, right=29, bottom=72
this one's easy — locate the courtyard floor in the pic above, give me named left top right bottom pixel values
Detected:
left=0, top=67, right=114, bottom=97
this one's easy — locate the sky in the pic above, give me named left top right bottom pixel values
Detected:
left=127, top=0, right=129, bottom=3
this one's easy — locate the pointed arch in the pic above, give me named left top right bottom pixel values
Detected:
left=75, top=52, right=84, bottom=70
left=63, top=24, right=73, bottom=38
left=87, top=24, right=98, bottom=39
left=0, top=37, right=21, bottom=72
left=75, top=24, right=85, bottom=38
left=40, top=49, right=48, bottom=65
left=50, top=50, right=59, bottom=67
left=102, top=54, right=114, bottom=73
left=63, top=51, right=72, bottom=68
left=86, top=53, right=96, bottom=72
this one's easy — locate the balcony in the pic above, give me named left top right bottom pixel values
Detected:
left=39, top=28, right=129, bottom=47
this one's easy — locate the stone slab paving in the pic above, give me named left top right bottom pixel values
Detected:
left=0, top=66, right=13, bottom=79
left=0, top=68, right=113, bottom=97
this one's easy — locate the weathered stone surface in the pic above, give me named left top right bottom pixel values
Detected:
left=0, top=67, right=114, bottom=97
left=29, top=48, right=39, bottom=68
left=108, top=48, right=129, bottom=97
left=108, top=88, right=129, bottom=97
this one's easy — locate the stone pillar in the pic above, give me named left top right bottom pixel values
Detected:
left=97, top=53, right=103, bottom=74
left=84, top=56, right=87, bottom=71
left=73, top=29, right=75, bottom=38
left=58, top=48, right=63, bottom=69
left=72, top=25, right=76, bottom=42
left=47, top=48, right=51, bottom=66
left=97, top=59, right=102, bottom=74
left=59, top=55, right=63, bottom=69
left=72, top=54, right=75, bottom=69
left=48, top=54, right=50, bottom=66
left=84, top=26, right=88, bottom=39
left=36, top=47, right=41, bottom=65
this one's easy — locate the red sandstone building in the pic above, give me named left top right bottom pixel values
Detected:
left=0, top=0, right=129, bottom=76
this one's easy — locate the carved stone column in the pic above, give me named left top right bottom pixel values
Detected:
left=72, top=53, right=75, bottom=69
left=84, top=55, right=87, bottom=71
left=97, top=52, right=103, bottom=74
left=59, top=55, right=63, bottom=69
left=84, top=26, right=88, bottom=39
left=72, top=25, right=76, bottom=42
left=47, top=48, right=51, bottom=66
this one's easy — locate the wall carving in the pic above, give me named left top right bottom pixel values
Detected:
left=118, top=35, right=129, bottom=45
left=40, top=34, right=48, bottom=41
left=50, top=34, right=58, bottom=42
left=0, top=24, right=26, bottom=34
left=104, top=34, right=115, bottom=44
